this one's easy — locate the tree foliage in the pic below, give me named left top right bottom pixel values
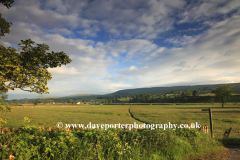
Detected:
left=178, top=91, right=182, bottom=97
left=0, top=39, right=72, bottom=94
left=159, top=94, right=163, bottom=99
left=23, top=99, right=28, bottom=104
left=0, top=0, right=14, bottom=37
left=67, top=99, right=73, bottom=103
left=192, top=90, right=199, bottom=96
left=214, top=85, right=233, bottom=107
left=0, top=0, right=72, bottom=114
left=0, top=85, right=8, bottom=104
left=146, top=94, right=152, bottom=101
left=1, top=0, right=72, bottom=94
left=12, top=99, right=19, bottom=104
left=0, top=0, right=14, bottom=8
left=184, top=90, right=192, bottom=96
left=0, top=83, right=10, bottom=115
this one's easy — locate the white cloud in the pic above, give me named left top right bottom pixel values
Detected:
left=129, top=66, right=138, bottom=71
left=48, top=66, right=81, bottom=75
left=0, top=41, right=11, bottom=47
left=1, top=0, right=240, bottom=100
left=165, top=35, right=201, bottom=46
left=177, top=0, right=240, bottom=24
left=105, top=39, right=158, bottom=59
left=50, top=28, right=72, bottom=35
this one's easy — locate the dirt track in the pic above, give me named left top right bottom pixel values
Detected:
left=197, top=145, right=240, bottom=160
left=224, top=145, right=240, bottom=160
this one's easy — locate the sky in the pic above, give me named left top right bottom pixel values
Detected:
left=1, top=0, right=240, bottom=100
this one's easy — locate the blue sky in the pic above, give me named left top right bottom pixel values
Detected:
left=1, top=0, right=240, bottom=100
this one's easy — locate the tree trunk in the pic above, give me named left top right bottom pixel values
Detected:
left=222, top=103, right=224, bottom=107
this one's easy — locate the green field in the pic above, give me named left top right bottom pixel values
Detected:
left=1, top=103, right=240, bottom=139
left=130, top=104, right=240, bottom=139
left=0, top=105, right=143, bottom=128
left=0, top=103, right=239, bottom=159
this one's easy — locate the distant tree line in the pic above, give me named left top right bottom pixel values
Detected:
left=129, top=90, right=200, bottom=103
left=3, top=85, right=234, bottom=107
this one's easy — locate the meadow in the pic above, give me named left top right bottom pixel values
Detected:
left=0, top=104, right=143, bottom=128
left=129, top=103, right=240, bottom=139
left=0, top=103, right=239, bottom=159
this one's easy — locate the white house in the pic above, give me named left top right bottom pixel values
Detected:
left=75, top=102, right=81, bottom=104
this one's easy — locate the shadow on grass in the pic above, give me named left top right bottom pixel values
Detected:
left=212, top=111, right=240, bottom=113
left=219, top=137, right=240, bottom=145
left=169, top=106, right=240, bottom=110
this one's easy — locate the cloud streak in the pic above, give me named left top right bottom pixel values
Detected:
left=0, top=0, right=239, bottom=100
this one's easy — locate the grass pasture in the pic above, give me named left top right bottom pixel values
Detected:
left=0, top=105, right=143, bottom=128
left=130, top=104, right=240, bottom=139
left=0, top=103, right=239, bottom=159
left=1, top=103, right=240, bottom=138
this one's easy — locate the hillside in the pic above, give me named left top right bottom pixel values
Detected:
left=9, top=82, right=240, bottom=102
left=104, top=82, right=240, bottom=98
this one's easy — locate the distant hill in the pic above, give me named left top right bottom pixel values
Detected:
left=61, top=94, right=96, bottom=98
left=103, top=82, right=240, bottom=98
left=10, top=82, right=240, bottom=101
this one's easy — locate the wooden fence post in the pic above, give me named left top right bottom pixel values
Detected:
left=201, top=108, right=213, bottom=138
left=209, top=108, right=213, bottom=138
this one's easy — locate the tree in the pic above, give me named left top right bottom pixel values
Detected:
left=210, top=97, right=215, bottom=105
left=0, top=0, right=14, bottom=37
left=114, top=96, right=118, bottom=102
left=36, top=100, right=42, bottom=103
left=67, top=99, right=73, bottom=103
left=214, top=85, right=233, bottom=107
left=0, top=39, right=72, bottom=94
left=27, top=100, right=32, bottom=104
left=46, top=100, right=52, bottom=104
left=185, top=90, right=192, bottom=96
left=0, top=85, right=11, bottom=113
left=0, top=86, right=8, bottom=105
left=159, top=94, right=163, bottom=99
left=0, top=1, right=72, bottom=94
left=0, top=0, right=14, bottom=113
left=212, top=89, right=215, bottom=93
left=12, top=99, right=19, bottom=104
left=135, top=95, right=140, bottom=102
left=146, top=94, right=152, bottom=101
left=181, top=91, right=184, bottom=97
left=178, top=91, right=182, bottom=97
left=23, top=99, right=28, bottom=104
left=140, top=94, right=145, bottom=101
left=192, top=90, right=199, bottom=96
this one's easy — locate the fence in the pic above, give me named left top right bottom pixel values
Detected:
left=199, top=125, right=209, bottom=134
left=198, top=125, right=240, bottom=138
